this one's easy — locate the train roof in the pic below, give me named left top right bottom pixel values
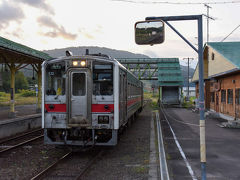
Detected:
left=46, top=54, right=117, bottom=63
left=43, top=53, right=141, bottom=84
left=44, top=53, right=127, bottom=69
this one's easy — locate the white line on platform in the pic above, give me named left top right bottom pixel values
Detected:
left=162, top=110, right=197, bottom=180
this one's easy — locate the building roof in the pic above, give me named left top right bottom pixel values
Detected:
left=207, top=42, right=240, bottom=68
left=192, top=41, right=240, bottom=82
left=0, top=36, right=52, bottom=64
left=157, top=58, right=183, bottom=86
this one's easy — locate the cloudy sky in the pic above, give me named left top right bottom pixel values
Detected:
left=0, top=0, right=239, bottom=67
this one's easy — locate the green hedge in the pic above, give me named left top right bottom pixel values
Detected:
left=19, top=89, right=36, bottom=97
left=0, top=92, right=7, bottom=97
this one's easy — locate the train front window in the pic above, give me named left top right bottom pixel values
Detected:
left=93, top=64, right=113, bottom=96
left=45, top=63, right=65, bottom=96
left=72, top=73, right=86, bottom=96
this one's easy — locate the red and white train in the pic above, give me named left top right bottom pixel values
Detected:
left=42, top=51, right=143, bottom=146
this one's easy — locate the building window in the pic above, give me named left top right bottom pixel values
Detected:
left=227, top=89, right=233, bottom=104
left=236, top=89, right=240, bottom=104
left=221, top=90, right=226, bottom=103
left=211, top=92, right=215, bottom=102
left=212, top=52, right=215, bottom=60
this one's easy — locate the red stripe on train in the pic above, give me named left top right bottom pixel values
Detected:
left=45, top=104, right=66, bottom=112
left=92, top=104, right=114, bottom=113
left=127, top=97, right=141, bottom=107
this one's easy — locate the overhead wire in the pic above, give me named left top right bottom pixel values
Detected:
left=112, top=0, right=240, bottom=5
left=221, top=24, right=240, bottom=42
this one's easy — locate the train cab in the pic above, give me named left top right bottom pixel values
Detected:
left=42, top=52, right=143, bottom=147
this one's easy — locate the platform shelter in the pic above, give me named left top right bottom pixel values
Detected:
left=0, top=36, right=51, bottom=117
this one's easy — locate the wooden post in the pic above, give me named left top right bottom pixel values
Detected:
left=9, top=63, right=16, bottom=118
left=159, top=86, right=162, bottom=101
left=158, top=86, right=160, bottom=107
left=6, top=62, right=28, bottom=118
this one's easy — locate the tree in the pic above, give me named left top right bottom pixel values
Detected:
left=15, top=71, right=29, bottom=92
left=26, top=76, right=37, bottom=87
left=1, top=70, right=10, bottom=92
left=1, top=67, right=29, bottom=92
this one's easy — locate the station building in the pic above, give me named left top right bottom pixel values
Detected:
left=192, top=41, right=240, bottom=121
left=158, top=58, right=183, bottom=104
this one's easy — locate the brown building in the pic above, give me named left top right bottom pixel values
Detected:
left=192, top=42, right=240, bottom=121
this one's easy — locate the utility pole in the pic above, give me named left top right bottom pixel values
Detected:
left=204, top=4, right=211, bottom=42
left=183, top=57, right=194, bottom=101
left=204, top=4, right=215, bottom=43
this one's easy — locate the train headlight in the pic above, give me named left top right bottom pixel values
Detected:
left=80, top=60, right=86, bottom=67
left=73, top=61, right=78, bottom=66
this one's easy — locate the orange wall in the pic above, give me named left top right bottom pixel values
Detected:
left=210, top=73, right=240, bottom=119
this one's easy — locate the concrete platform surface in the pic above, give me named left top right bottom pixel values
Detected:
left=161, top=107, right=240, bottom=180
left=0, top=104, right=41, bottom=138
left=0, top=104, right=39, bottom=121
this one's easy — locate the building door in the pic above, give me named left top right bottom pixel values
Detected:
left=162, top=86, right=179, bottom=104
left=216, top=92, right=219, bottom=112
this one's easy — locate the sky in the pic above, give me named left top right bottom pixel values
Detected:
left=0, top=0, right=240, bottom=68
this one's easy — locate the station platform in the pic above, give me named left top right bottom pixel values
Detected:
left=0, top=104, right=40, bottom=121
left=161, top=107, right=240, bottom=180
left=0, top=104, right=41, bottom=139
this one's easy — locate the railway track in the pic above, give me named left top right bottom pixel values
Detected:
left=31, top=149, right=104, bottom=180
left=0, top=128, right=43, bottom=154
left=76, top=150, right=104, bottom=180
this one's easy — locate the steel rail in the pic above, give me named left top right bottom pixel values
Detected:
left=31, top=150, right=103, bottom=180
left=0, top=128, right=42, bottom=144
left=31, top=151, right=72, bottom=180
left=155, top=110, right=170, bottom=180
left=0, top=135, right=43, bottom=154
left=76, top=150, right=104, bottom=180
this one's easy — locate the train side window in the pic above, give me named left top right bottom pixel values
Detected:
left=93, top=63, right=113, bottom=96
left=72, top=73, right=86, bottom=96
left=46, top=63, right=65, bottom=96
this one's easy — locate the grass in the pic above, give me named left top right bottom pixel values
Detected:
left=182, top=96, right=196, bottom=108
left=134, top=166, right=148, bottom=173
left=0, top=93, right=38, bottom=106
left=144, top=92, right=159, bottom=109
left=0, top=91, right=160, bottom=107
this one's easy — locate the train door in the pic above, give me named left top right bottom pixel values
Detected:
left=123, top=73, right=127, bottom=123
left=69, top=70, right=91, bottom=126
left=119, top=70, right=127, bottom=125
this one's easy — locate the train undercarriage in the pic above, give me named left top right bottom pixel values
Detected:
left=44, top=128, right=118, bottom=146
